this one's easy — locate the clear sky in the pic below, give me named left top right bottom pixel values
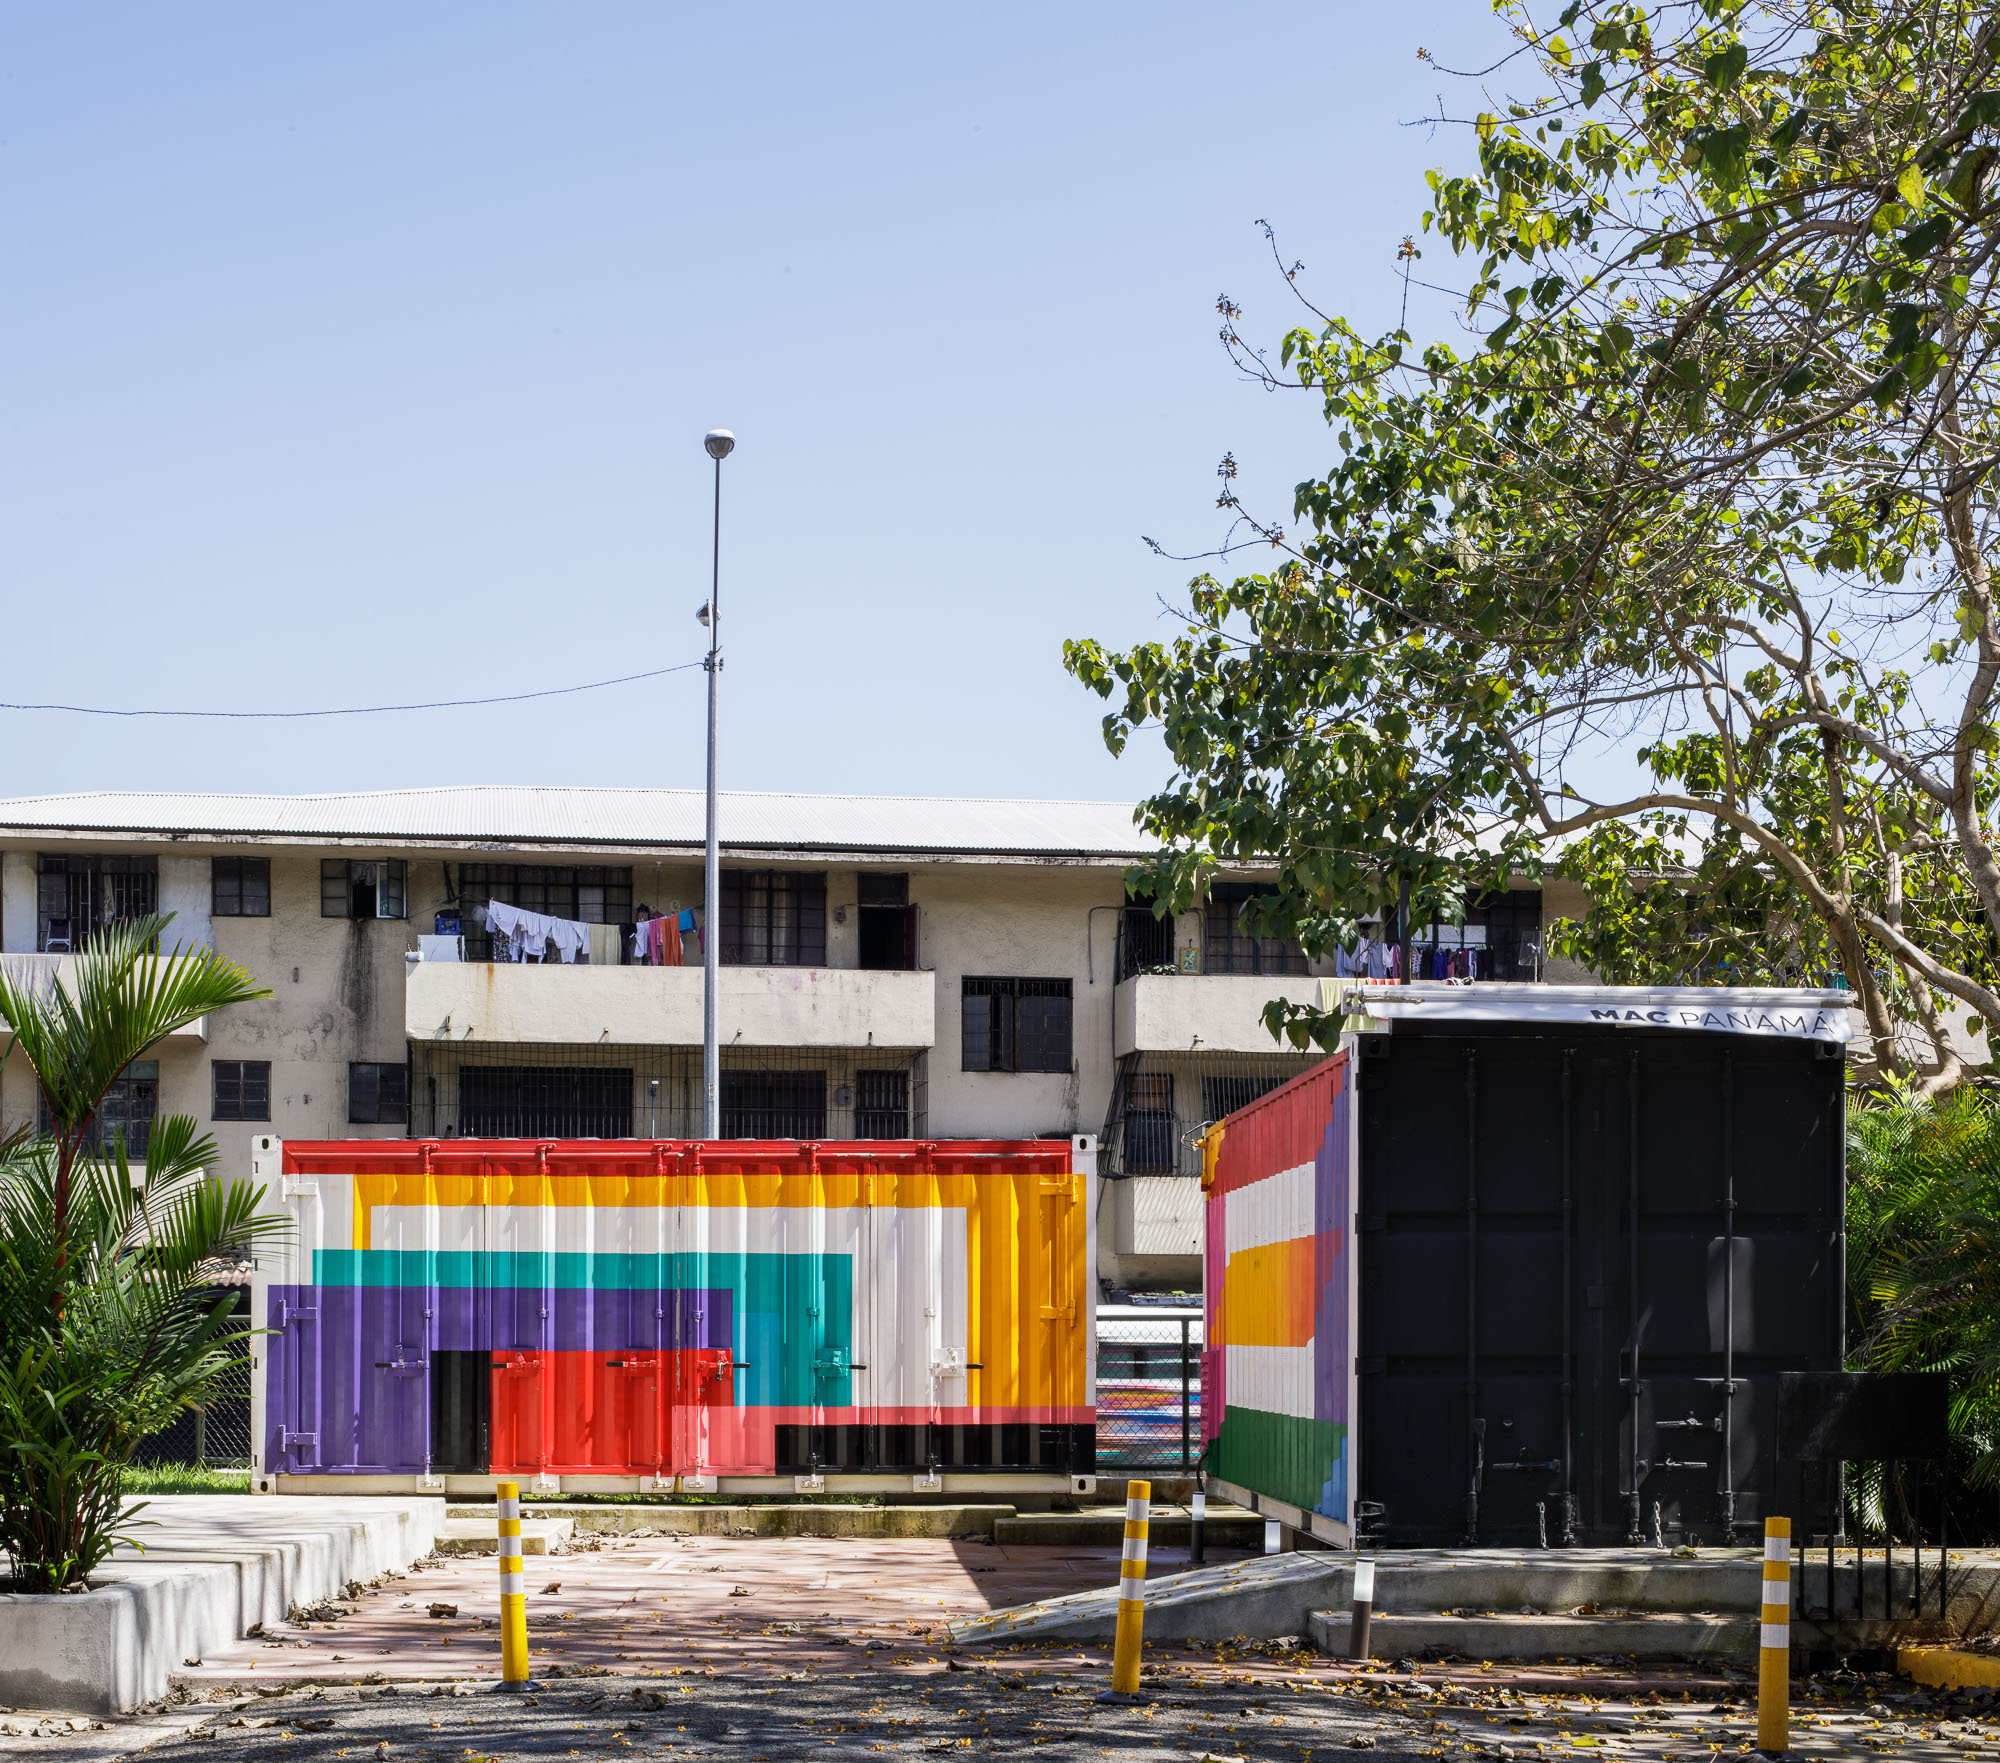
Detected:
left=1, top=2, right=1501, bottom=807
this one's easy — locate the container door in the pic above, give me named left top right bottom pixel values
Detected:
left=430, top=1154, right=486, bottom=1473
left=360, top=1192, right=430, bottom=1472
left=273, top=1165, right=326, bottom=1473
left=672, top=1161, right=757, bottom=1476
left=486, top=1152, right=551, bottom=1477
left=578, top=1152, right=665, bottom=1477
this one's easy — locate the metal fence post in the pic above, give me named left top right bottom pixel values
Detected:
left=194, top=1408, right=206, bottom=1472
left=1179, top=1318, right=1192, bottom=1471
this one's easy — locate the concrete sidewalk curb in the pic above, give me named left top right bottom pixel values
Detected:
left=0, top=1497, right=444, bottom=1717
left=448, top=1503, right=1017, bottom=1540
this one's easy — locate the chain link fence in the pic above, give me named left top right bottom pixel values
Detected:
left=1096, top=1308, right=1202, bottom=1471
left=131, top=1283, right=255, bottom=1469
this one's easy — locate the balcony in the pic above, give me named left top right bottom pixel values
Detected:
left=0, top=953, right=209, bottom=1043
left=405, top=958, right=936, bottom=1050
left=1113, top=971, right=1323, bottom=1057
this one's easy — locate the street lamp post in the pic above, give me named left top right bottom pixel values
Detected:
left=700, top=428, right=735, bottom=1140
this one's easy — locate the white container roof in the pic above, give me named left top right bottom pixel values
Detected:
left=1341, top=982, right=1858, bottom=1043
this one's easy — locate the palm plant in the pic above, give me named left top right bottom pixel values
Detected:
left=0, top=915, right=282, bottom=1591
left=1848, top=1082, right=2000, bottom=1525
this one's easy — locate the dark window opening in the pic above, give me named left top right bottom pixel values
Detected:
left=1120, top=1072, right=1177, bottom=1175
left=211, top=857, right=271, bottom=918
left=43, top=1059, right=158, bottom=1156
left=458, top=1066, right=633, bottom=1138
left=321, top=859, right=407, bottom=920
left=349, top=1061, right=411, bottom=1125
left=430, top=1349, right=491, bottom=1473
left=37, top=854, right=158, bottom=952
left=961, top=977, right=1073, bottom=1073
left=455, top=864, right=635, bottom=961
left=1475, top=888, right=1545, bottom=981
left=854, top=1069, right=910, bottom=1138
left=722, top=1070, right=827, bottom=1139
left=1119, top=905, right=1176, bottom=979
left=1204, top=882, right=1308, bottom=976
left=721, top=870, right=826, bottom=967
left=212, top=1060, right=271, bottom=1122
left=858, top=873, right=917, bottom=971
left=1201, top=1072, right=1286, bottom=1122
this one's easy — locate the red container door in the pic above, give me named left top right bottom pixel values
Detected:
left=486, top=1150, right=552, bottom=1478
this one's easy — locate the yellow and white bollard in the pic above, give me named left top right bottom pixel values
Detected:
left=498, top=1478, right=532, bottom=1687
left=1110, top=1479, right=1151, bottom=1695
left=1757, top=1515, right=1791, bottom=1755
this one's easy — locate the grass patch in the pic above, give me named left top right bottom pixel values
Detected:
left=124, top=1462, right=253, bottom=1496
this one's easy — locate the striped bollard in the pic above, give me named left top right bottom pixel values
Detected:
left=1757, top=1515, right=1790, bottom=1755
left=498, top=1479, right=532, bottom=1688
left=1189, top=1488, right=1206, bottom=1566
left=1346, top=1556, right=1375, bottom=1661
left=1111, top=1479, right=1151, bottom=1694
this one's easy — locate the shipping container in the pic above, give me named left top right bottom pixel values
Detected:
left=1202, top=986, right=1851, bottom=1549
left=248, top=1136, right=1096, bottom=1496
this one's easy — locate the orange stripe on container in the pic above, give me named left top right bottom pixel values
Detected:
left=1223, top=1237, right=1317, bottom=1346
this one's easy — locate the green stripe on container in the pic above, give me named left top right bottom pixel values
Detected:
left=1209, top=1405, right=1345, bottom=1516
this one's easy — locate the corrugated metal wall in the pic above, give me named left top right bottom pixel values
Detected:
left=260, top=1139, right=1092, bottom=1480
left=1200, top=1056, right=1352, bottom=1526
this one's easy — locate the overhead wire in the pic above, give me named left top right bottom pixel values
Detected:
left=0, top=660, right=708, bottom=720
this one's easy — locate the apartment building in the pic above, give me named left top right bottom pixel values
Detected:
left=0, top=787, right=1579, bottom=1294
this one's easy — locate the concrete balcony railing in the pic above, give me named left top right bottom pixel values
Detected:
left=1113, top=971, right=1323, bottom=1057
left=405, top=959, right=937, bottom=1049
left=0, top=952, right=210, bottom=1043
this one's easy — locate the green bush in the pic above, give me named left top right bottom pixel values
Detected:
left=0, top=916, right=280, bottom=1591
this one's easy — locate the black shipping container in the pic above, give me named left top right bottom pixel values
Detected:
left=1350, top=993, right=1847, bottom=1548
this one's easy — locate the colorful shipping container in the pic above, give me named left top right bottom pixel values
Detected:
left=249, top=1136, right=1096, bottom=1494
left=1200, top=1057, right=1353, bottom=1540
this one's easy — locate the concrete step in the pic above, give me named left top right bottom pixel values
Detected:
left=993, top=1507, right=1263, bottom=1548
left=1307, top=1606, right=1757, bottom=1663
left=434, top=1517, right=573, bottom=1556
left=444, top=1502, right=1015, bottom=1539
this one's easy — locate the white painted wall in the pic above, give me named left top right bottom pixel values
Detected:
left=158, top=856, right=214, bottom=952
left=2, top=850, right=35, bottom=954
left=1114, top=973, right=1324, bottom=1056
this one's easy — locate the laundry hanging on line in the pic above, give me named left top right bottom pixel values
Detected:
left=480, top=899, right=591, bottom=963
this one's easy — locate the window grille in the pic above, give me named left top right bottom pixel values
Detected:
left=454, top=863, right=635, bottom=961
left=212, top=1060, right=271, bottom=1122
left=961, top=977, right=1073, bottom=1073
left=409, top=1041, right=926, bottom=1140
left=348, top=1060, right=411, bottom=1125
left=321, top=859, right=407, bottom=920
left=721, top=869, right=826, bottom=967
left=1203, top=882, right=1309, bottom=976
left=211, top=857, right=270, bottom=918
left=722, top=1069, right=826, bottom=1139
left=1118, top=906, right=1176, bottom=979
left=42, top=1059, right=158, bottom=1155
left=37, top=853, right=158, bottom=951
left=854, top=1068, right=910, bottom=1138
left=1099, top=1050, right=1323, bottom=1179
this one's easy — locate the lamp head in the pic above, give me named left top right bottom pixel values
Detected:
left=703, top=429, right=736, bottom=460
left=696, top=601, right=712, bottom=627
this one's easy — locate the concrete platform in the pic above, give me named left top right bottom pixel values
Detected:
left=434, top=1517, right=573, bottom=1555
left=0, top=1495, right=443, bottom=1716
left=993, top=1506, right=1263, bottom=1548
left=447, top=1502, right=1018, bottom=1539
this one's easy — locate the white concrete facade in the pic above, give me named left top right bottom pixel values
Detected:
left=0, top=789, right=1576, bottom=1295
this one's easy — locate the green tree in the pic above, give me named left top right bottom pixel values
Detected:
left=0, top=916, right=280, bottom=1591
left=1067, top=0, right=2000, bottom=1086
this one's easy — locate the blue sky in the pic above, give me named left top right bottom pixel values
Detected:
left=1, top=2, right=1500, bottom=806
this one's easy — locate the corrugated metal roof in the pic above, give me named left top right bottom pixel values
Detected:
left=0, top=786, right=1157, bottom=858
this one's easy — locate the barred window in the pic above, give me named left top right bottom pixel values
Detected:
left=212, top=857, right=270, bottom=918
left=212, top=1060, right=271, bottom=1122
left=1203, top=883, right=1308, bottom=977
left=854, top=1069, right=910, bottom=1138
left=961, top=977, right=1072, bottom=1073
left=37, top=853, right=158, bottom=951
left=722, top=1069, right=827, bottom=1139
left=43, top=1059, right=157, bottom=1155
left=721, top=870, right=826, bottom=967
